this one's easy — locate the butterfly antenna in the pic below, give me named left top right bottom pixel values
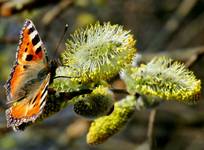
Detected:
left=53, top=24, right=69, bottom=58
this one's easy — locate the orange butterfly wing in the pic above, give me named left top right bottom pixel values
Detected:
left=5, top=20, right=51, bottom=131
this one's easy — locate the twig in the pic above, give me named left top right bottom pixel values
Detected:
left=48, top=88, right=92, bottom=103
left=0, top=0, right=32, bottom=16
left=147, top=108, right=157, bottom=150
left=41, top=0, right=73, bottom=26
left=0, top=0, right=8, bottom=3
left=142, top=46, right=204, bottom=63
left=167, top=12, right=204, bottom=50
left=147, top=0, right=198, bottom=51
left=110, top=88, right=129, bottom=95
left=0, top=0, right=58, bottom=16
left=185, top=48, right=204, bottom=68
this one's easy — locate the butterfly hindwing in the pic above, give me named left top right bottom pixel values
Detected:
left=5, top=20, right=51, bottom=130
left=6, top=74, right=50, bottom=130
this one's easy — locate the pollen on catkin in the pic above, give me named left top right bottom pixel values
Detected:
left=61, top=22, right=136, bottom=83
left=73, top=86, right=114, bottom=119
left=86, top=95, right=136, bottom=145
left=121, top=57, right=201, bottom=103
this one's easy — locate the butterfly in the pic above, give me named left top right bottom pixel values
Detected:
left=5, top=19, right=58, bottom=131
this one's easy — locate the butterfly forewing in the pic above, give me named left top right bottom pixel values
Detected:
left=17, top=20, right=48, bottom=64
left=6, top=20, right=48, bottom=102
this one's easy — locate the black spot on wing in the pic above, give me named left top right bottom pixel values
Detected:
left=35, top=46, right=42, bottom=54
left=32, top=34, right=40, bottom=46
left=25, top=54, right=33, bottom=61
left=28, top=26, right=35, bottom=34
left=23, top=65, right=29, bottom=69
left=25, top=48, right=27, bottom=52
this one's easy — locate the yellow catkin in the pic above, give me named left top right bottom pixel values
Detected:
left=59, top=22, right=137, bottom=84
left=122, top=57, right=201, bottom=103
left=87, top=96, right=136, bottom=145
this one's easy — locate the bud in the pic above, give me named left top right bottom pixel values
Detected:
left=73, top=86, right=114, bottom=119
left=87, top=95, right=136, bottom=144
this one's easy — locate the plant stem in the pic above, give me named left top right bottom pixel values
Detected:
left=147, top=108, right=157, bottom=150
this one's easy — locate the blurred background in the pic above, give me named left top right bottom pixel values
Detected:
left=1, top=0, right=204, bottom=150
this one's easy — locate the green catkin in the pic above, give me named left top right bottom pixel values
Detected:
left=73, top=86, right=114, bottom=119
left=87, top=95, right=136, bottom=145
left=121, top=57, right=201, bottom=103
left=58, top=22, right=136, bottom=84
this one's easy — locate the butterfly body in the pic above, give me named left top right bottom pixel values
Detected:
left=5, top=20, right=57, bottom=131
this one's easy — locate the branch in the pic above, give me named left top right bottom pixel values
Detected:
left=147, top=0, right=198, bottom=51
left=185, top=48, right=204, bottom=68
left=41, top=0, right=73, bottom=26
left=147, top=108, right=157, bottom=149
left=142, top=46, right=204, bottom=63
left=0, top=0, right=58, bottom=16
left=110, top=88, right=129, bottom=95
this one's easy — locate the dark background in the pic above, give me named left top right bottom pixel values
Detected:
left=1, top=0, right=204, bottom=150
